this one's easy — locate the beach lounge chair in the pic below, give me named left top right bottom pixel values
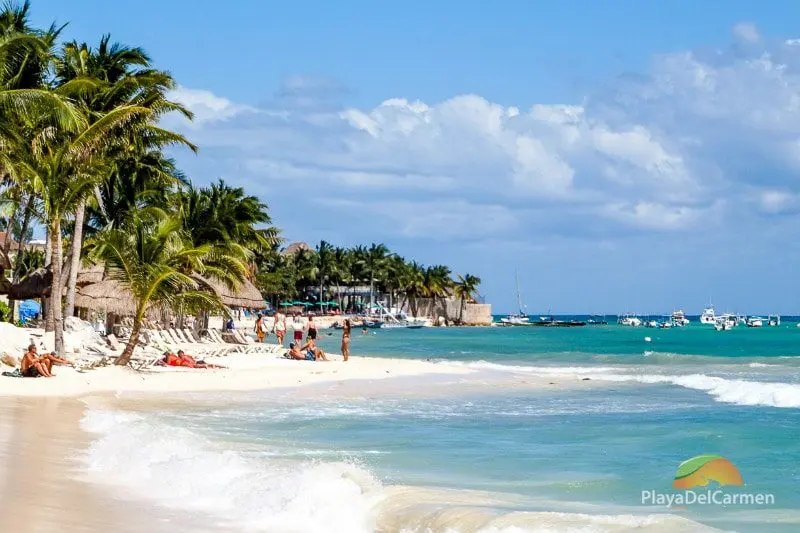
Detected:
left=149, top=328, right=233, bottom=358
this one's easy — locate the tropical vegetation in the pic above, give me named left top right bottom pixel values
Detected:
left=0, top=1, right=482, bottom=362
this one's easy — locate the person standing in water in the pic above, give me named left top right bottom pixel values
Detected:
left=341, top=318, right=351, bottom=361
left=273, top=309, right=286, bottom=345
left=254, top=314, right=266, bottom=343
left=307, top=315, right=317, bottom=340
left=292, top=314, right=304, bottom=346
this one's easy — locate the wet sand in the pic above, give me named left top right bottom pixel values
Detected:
left=0, top=397, right=218, bottom=533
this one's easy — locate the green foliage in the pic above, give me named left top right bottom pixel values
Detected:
left=0, top=299, right=9, bottom=321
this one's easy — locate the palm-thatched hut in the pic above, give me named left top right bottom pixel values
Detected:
left=74, top=279, right=139, bottom=316
left=282, top=241, right=309, bottom=256
left=76, top=264, right=106, bottom=286
left=194, top=276, right=264, bottom=309
left=8, top=268, right=52, bottom=300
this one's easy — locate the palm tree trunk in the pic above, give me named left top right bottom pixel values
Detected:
left=43, top=226, right=53, bottom=331
left=2, top=201, right=17, bottom=256
left=50, top=219, right=65, bottom=357
left=369, top=274, right=374, bottom=315
left=12, top=196, right=34, bottom=284
left=64, top=199, right=86, bottom=317
left=7, top=196, right=35, bottom=323
left=116, top=315, right=141, bottom=366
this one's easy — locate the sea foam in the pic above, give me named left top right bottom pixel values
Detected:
left=80, top=408, right=721, bottom=533
left=460, top=360, right=800, bottom=409
left=81, top=409, right=383, bottom=533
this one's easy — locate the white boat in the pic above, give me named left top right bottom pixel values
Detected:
left=700, top=306, right=716, bottom=325
left=644, top=320, right=658, bottom=328
left=714, top=313, right=736, bottom=331
left=746, top=317, right=765, bottom=328
left=618, top=315, right=642, bottom=327
left=769, top=315, right=781, bottom=327
left=499, top=270, right=530, bottom=326
left=671, top=310, right=690, bottom=327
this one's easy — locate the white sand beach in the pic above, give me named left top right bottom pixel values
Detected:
left=0, top=320, right=606, bottom=533
left=0, top=352, right=478, bottom=397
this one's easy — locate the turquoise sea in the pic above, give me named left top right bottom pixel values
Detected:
left=82, top=322, right=800, bottom=532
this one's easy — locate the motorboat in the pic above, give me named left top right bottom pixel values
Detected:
left=714, top=314, right=736, bottom=331
left=530, top=316, right=586, bottom=327
left=499, top=314, right=530, bottom=326
left=645, top=320, right=658, bottom=328
left=618, top=315, right=642, bottom=327
left=671, top=310, right=690, bottom=327
left=700, top=307, right=716, bottom=325
left=746, top=317, right=765, bottom=328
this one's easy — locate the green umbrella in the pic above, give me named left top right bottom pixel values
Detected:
left=279, top=301, right=292, bottom=306
left=325, top=301, right=339, bottom=306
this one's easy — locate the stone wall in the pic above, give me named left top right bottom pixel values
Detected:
left=399, top=298, right=493, bottom=325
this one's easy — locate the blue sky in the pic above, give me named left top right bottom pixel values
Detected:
left=32, top=1, right=800, bottom=314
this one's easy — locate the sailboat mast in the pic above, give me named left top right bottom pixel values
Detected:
left=515, top=269, right=523, bottom=315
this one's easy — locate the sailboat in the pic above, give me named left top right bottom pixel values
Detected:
left=499, top=270, right=530, bottom=326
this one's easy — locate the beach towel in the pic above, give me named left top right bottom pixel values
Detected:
left=2, top=369, right=22, bottom=378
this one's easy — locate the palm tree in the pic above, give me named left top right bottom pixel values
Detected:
left=424, top=265, right=452, bottom=320
left=89, top=211, right=243, bottom=365
left=453, top=273, right=481, bottom=323
left=314, top=240, right=335, bottom=309
left=362, top=243, right=389, bottom=314
left=402, top=261, right=426, bottom=318
left=331, top=246, right=350, bottom=309
left=179, top=179, right=277, bottom=252
left=54, top=35, right=195, bottom=318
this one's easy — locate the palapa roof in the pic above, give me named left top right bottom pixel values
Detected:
left=8, top=268, right=52, bottom=299
left=76, top=264, right=106, bottom=286
left=194, top=275, right=264, bottom=309
left=75, top=279, right=140, bottom=316
left=75, top=271, right=264, bottom=315
left=282, top=241, right=309, bottom=256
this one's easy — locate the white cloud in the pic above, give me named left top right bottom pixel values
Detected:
left=733, top=22, right=760, bottom=44
left=167, top=86, right=253, bottom=124
left=165, top=23, right=800, bottom=244
left=600, top=201, right=716, bottom=230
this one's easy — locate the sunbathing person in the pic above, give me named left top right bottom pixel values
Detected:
left=176, top=350, right=224, bottom=369
left=158, top=351, right=224, bottom=369
left=20, top=344, right=71, bottom=377
left=301, top=338, right=328, bottom=361
left=285, top=342, right=310, bottom=360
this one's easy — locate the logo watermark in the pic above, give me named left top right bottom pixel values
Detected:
left=641, top=455, right=775, bottom=507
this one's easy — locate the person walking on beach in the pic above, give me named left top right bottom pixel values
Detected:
left=341, top=318, right=351, bottom=362
left=254, top=314, right=267, bottom=343
left=307, top=315, right=317, bottom=341
left=273, top=310, right=287, bottom=345
left=292, top=315, right=304, bottom=346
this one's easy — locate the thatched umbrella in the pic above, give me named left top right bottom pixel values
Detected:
left=194, top=275, right=264, bottom=309
left=9, top=268, right=52, bottom=299
left=75, top=279, right=139, bottom=316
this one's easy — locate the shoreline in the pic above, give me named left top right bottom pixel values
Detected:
left=0, top=353, right=480, bottom=397
left=0, top=397, right=223, bottom=533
